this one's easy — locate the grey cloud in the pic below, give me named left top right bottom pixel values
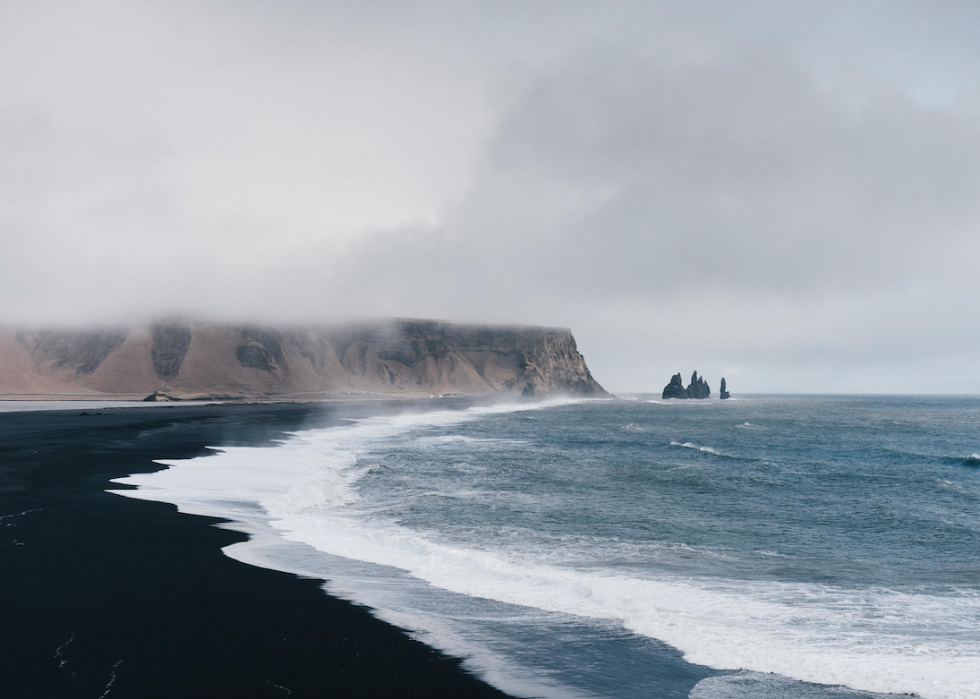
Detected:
left=3, top=1, right=980, bottom=392
left=318, top=47, right=980, bottom=392
left=332, top=46, right=980, bottom=297
left=490, top=48, right=979, bottom=294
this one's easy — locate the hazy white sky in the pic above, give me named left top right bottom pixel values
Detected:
left=2, top=0, right=979, bottom=393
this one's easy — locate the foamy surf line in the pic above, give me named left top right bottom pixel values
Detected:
left=109, top=399, right=588, bottom=697
left=109, top=399, right=979, bottom=699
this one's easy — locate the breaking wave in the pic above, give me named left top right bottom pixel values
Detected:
left=109, top=397, right=980, bottom=699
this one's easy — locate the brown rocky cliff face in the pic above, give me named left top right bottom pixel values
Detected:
left=0, top=320, right=607, bottom=400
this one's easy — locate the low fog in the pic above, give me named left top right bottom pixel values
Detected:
left=3, top=0, right=980, bottom=393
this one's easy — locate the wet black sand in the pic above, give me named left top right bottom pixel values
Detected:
left=0, top=401, right=513, bottom=698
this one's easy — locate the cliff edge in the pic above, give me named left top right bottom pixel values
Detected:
left=0, top=320, right=607, bottom=401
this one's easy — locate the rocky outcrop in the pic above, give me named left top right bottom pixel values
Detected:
left=687, top=371, right=710, bottom=399
left=661, top=371, right=711, bottom=399
left=0, top=319, right=607, bottom=400
left=662, top=373, right=687, bottom=399
left=143, top=390, right=179, bottom=402
left=719, top=378, right=730, bottom=400
left=151, top=324, right=192, bottom=379
left=16, top=329, right=129, bottom=377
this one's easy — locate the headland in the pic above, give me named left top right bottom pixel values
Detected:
left=0, top=319, right=606, bottom=402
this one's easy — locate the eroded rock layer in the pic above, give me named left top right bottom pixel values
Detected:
left=0, top=320, right=607, bottom=400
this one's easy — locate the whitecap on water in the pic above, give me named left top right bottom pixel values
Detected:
left=670, top=441, right=723, bottom=455
left=690, top=671, right=891, bottom=699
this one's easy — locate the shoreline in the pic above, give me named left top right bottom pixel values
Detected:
left=0, top=392, right=508, bottom=403
left=0, top=400, right=515, bottom=698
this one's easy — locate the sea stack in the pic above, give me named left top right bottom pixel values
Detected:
left=661, top=371, right=711, bottom=399
left=687, top=371, right=710, bottom=399
left=720, top=378, right=730, bottom=400
left=662, top=373, right=687, bottom=399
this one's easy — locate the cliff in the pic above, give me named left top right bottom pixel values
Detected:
left=0, top=320, right=607, bottom=401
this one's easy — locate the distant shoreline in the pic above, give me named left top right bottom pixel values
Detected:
left=0, top=390, right=495, bottom=402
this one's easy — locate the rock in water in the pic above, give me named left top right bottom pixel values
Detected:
left=687, top=371, right=710, bottom=399
left=720, top=378, right=730, bottom=400
left=662, top=373, right=687, bottom=399
left=662, top=371, right=711, bottom=399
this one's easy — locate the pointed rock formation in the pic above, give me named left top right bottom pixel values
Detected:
left=662, top=373, right=687, bottom=399
left=720, top=378, right=730, bottom=400
left=687, top=371, right=710, bottom=399
left=661, top=371, right=711, bottom=399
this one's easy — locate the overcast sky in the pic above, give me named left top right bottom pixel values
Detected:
left=2, top=0, right=979, bottom=393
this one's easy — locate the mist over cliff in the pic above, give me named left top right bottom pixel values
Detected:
left=0, top=320, right=606, bottom=401
left=5, top=3, right=980, bottom=393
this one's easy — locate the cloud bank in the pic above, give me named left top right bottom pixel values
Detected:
left=2, top=1, right=979, bottom=392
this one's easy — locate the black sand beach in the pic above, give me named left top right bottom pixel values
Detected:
left=0, top=401, right=513, bottom=698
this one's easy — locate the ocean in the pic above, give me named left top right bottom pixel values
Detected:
left=112, top=396, right=980, bottom=699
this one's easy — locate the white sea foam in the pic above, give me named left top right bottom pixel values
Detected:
left=670, top=441, right=722, bottom=455
left=647, top=399, right=717, bottom=406
left=414, top=435, right=528, bottom=447
left=690, top=671, right=885, bottom=698
left=110, top=400, right=980, bottom=699
left=645, top=397, right=747, bottom=405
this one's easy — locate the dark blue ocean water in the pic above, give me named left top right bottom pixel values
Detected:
left=114, top=396, right=980, bottom=699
